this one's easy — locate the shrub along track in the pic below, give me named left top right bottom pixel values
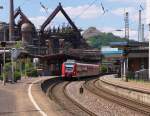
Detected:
left=84, top=79, right=150, bottom=116
left=47, top=80, right=97, bottom=116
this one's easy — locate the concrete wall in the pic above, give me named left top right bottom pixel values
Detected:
left=99, top=75, right=150, bottom=105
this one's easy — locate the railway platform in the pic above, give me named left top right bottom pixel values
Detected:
left=99, top=75, right=150, bottom=105
left=0, top=76, right=60, bottom=116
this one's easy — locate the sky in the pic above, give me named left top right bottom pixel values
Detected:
left=0, top=0, right=149, bottom=41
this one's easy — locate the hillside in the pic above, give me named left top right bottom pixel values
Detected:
left=82, top=27, right=102, bottom=39
left=83, top=27, right=128, bottom=49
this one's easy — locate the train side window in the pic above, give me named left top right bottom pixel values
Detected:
left=84, top=66, right=87, bottom=71
left=77, top=66, right=81, bottom=71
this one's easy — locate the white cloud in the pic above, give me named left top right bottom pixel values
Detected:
left=99, top=26, right=149, bottom=42
left=63, top=5, right=103, bottom=19
left=146, top=0, right=150, bottom=24
left=111, top=7, right=146, bottom=22
left=29, top=16, right=63, bottom=29
left=111, top=7, right=135, bottom=16
left=29, top=3, right=149, bottom=42
left=108, top=0, right=145, bottom=3
left=109, top=0, right=146, bottom=23
left=30, top=4, right=103, bottom=28
left=29, top=16, right=47, bottom=29
left=40, top=4, right=103, bottom=19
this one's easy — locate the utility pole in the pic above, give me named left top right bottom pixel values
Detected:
left=9, top=0, right=14, bottom=41
left=123, top=12, right=129, bottom=82
left=138, top=10, right=142, bottom=42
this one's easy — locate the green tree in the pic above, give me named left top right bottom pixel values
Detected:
left=87, top=32, right=129, bottom=49
left=15, top=41, right=22, bottom=48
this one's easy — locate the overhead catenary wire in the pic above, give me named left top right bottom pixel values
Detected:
left=73, top=0, right=98, bottom=20
left=40, top=2, right=49, bottom=14
left=18, top=0, right=149, bottom=32
left=100, top=2, right=108, bottom=14
left=140, top=5, right=144, bottom=10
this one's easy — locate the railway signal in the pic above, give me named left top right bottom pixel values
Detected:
left=123, top=47, right=129, bottom=82
left=123, top=49, right=129, bottom=58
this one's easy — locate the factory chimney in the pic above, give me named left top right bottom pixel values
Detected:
left=142, top=24, right=145, bottom=42
left=9, top=0, right=14, bottom=41
left=138, top=10, right=142, bottom=42
left=124, top=12, right=129, bottom=40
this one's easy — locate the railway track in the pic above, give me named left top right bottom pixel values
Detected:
left=84, top=79, right=150, bottom=116
left=47, top=81, right=97, bottom=116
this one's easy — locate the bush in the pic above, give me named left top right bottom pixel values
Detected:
left=26, top=68, right=38, bottom=77
left=0, top=71, right=21, bottom=82
left=0, top=75, right=3, bottom=80
left=127, top=71, right=135, bottom=80
left=101, top=65, right=107, bottom=73
left=0, top=73, right=8, bottom=81
left=14, top=71, right=21, bottom=82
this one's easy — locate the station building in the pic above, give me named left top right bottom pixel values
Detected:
left=110, top=41, right=149, bottom=80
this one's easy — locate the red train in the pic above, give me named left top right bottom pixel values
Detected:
left=61, top=60, right=100, bottom=79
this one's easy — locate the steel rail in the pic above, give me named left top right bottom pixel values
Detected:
left=84, top=79, right=150, bottom=115
left=63, top=82, right=97, bottom=116
left=48, top=81, right=97, bottom=116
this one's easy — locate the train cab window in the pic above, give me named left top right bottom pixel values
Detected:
left=66, top=67, right=73, bottom=71
left=65, top=63, right=74, bottom=71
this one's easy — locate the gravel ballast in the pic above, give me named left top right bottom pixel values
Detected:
left=66, top=81, right=145, bottom=116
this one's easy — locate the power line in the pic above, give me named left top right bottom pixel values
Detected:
left=73, top=0, right=98, bottom=20
left=100, top=2, right=108, bottom=15
left=40, top=2, right=49, bottom=14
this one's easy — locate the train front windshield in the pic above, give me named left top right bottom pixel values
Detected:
left=65, top=63, right=74, bottom=71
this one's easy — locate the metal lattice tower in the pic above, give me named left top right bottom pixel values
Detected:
left=124, top=12, right=129, bottom=39
left=138, top=10, right=142, bottom=42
